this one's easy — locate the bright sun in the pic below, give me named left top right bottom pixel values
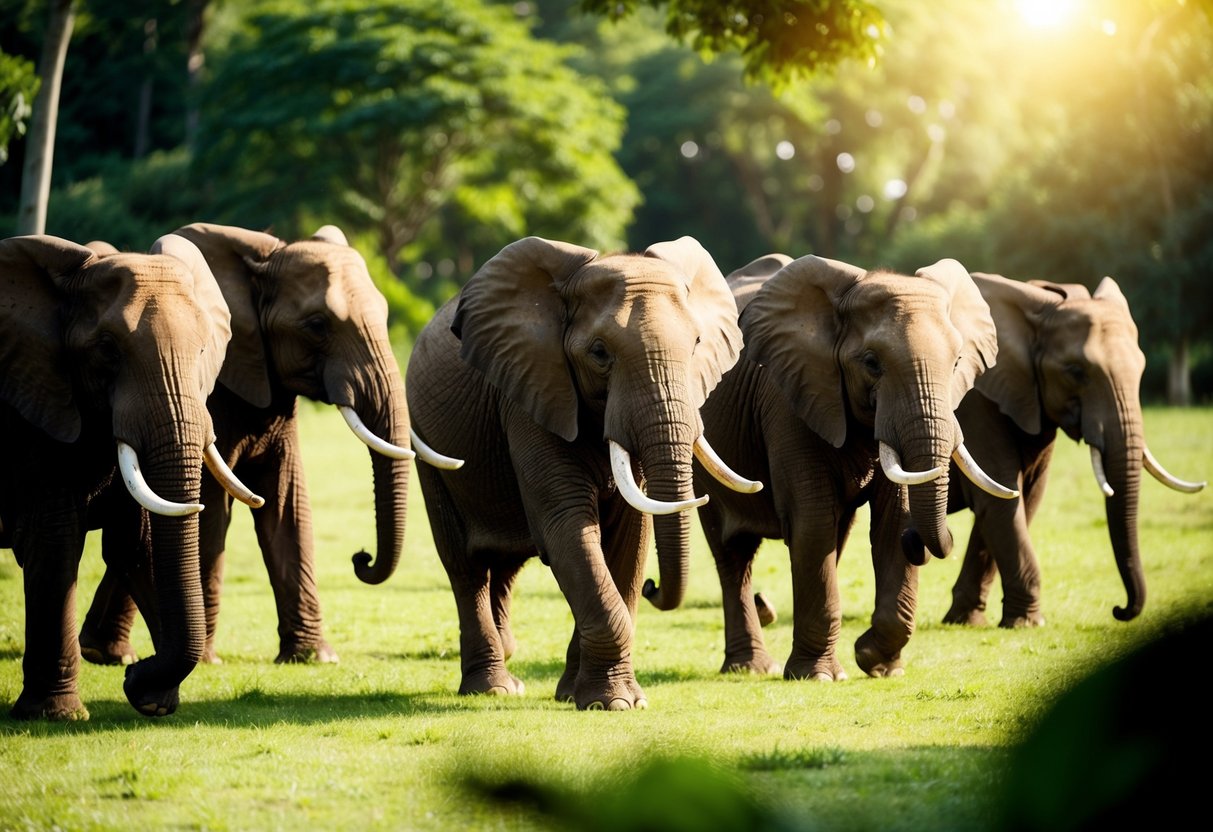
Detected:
left=1015, top=0, right=1076, bottom=29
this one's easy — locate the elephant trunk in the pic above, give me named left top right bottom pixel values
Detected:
left=1095, top=416, right=1146, bottom=621
left=344, top=350, right=411, bottom=586
left=119, top=417, right=207, bottom=717
left=631, top=402, right=699, bottom=612
left=897, top=415, right=957, bottom=562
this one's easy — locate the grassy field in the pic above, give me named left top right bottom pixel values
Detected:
left=1, top=405, right=1210, bottom=831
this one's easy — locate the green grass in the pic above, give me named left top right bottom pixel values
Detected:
left=2, top=405, right=1210, bottom=831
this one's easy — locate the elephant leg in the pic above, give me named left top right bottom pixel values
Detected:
left=943, top=527, right=997, bottom=626
left=547, top=511, right=646, bottom=710
left=973, top=486, right=1044, bottom=629
left=80, top=487, right=149, bottom=665
left=700, top=501, right=777, bottom=675
left=418, top=466, right=521, bottom=695
left=784, top=507, right=847, bottom=682
left=245, top=447, right=336, bottom=664
left=556, top=501, right=648, bottom=703
left=489, top=556, right=528, bottom=661
left=79, top=568, right=139, bottom=666
left=12, top=500, right=89, bottom=721
left=856, top=486, right=915, bottom=677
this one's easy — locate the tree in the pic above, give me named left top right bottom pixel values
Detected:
left=194, top=0, right=638, bottom=288
left=16, top=0, right=74, bottom=235
left=0, top=49, right=38, bottom=165
left=579, top=0, right=887, bottom=87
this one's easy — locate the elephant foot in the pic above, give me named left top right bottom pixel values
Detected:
left=854, top=630, right=905, bottom=678
left=276, top=640, right=339, bottom=664
left=79, top=632, right=138, bottom=666
left=11, top=691, right=89, bottom=721
left=943, top=603, right=989, bottom=627
left=122, top=668, right=181, bottom=718
left=999, top=611, right=1045, bottom=629
left=570, top=655, right=647, bottom=710
left=783, top=653, right=847, bottom=682
left=459, top=665, right=525, bottom=696
left=200, top=646, right=223, bottom=665
left=754, top=592, right=777, bottom=627
left=720, top=649, right=782, bottom=675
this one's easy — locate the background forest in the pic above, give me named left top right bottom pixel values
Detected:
left=2, top=0, right=1211, bottom=399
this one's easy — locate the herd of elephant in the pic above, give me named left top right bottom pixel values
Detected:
left=0, top=224, right=1204, bottom=719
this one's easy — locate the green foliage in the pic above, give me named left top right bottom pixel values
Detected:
left=0, top=406, right=1209, bottom=830
left=579, top=0, right=888, bottom=88
left=0, top=49, right=38, bottom=165
left=196, top=0, right=638, bottom=283
left=1, top=147, right=204, bottom=243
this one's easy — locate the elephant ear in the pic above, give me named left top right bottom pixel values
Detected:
left=0, top=235, right=97, bottom=443
left=1028, top=279, right=1089, bottom=300
left=171, top=222, right=283, bottom=408
left=971, top=273, right=1063, bottom=435
left=1092, top=275, right=1132, bottom=314
left=85, top=240, right=120, bottom=256
left=726, top=253, right=793, bottom=314
left=310, top=225, right=349, bottom=246
left=915, top=258, right=999, bottom=407
left=644, top=236, right=744, bottom=408
left=151, top=234, right=232, bottom=398
left=741, top=255, right=864, bottom=448
left=452, top=237, right=599, bottom=442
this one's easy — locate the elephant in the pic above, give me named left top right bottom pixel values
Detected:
left=405, top=235, right=757, bottom=710
left=78, top=223, right=459, bottom=667
left=943, top=273, right=1205, bottom=628
left=690, top=253, right=1015, bottom=681
left=0, top=233, right=257, bottom=719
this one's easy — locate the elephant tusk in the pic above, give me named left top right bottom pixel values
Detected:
left=117, top=442, right=204, bottom=516
left=952, top=443, right=1019, bottom=500
left=1089, top=446, right=1115, bottom=497
left=1143, top=446, right=1206, bottom=494
left=879, top=441, right=945, bottom=486
left=410, top=427, right=465, bottom=470
left=693, top=435, right=763, bottom=493
left=203, top=444, right=266, bottom=508
left=340, top=406, right=415, bottom=460
left=609, top=440, right=709, bottom=515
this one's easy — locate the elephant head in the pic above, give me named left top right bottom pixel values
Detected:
left=739, top=255, right=1008, bottom=562
left=450, top=236, right=745, bottom=611
left=0, top=233, right=231, bottom=717
left=169, top=222, right=417, bottom=586
left=971, top=273, right=1205, bottom=620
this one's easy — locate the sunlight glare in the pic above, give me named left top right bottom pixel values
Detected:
left=1016, top=0, right=1075, bottom=29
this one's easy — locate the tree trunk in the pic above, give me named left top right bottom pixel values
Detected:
left=1167, top=336, right=1191, bottom=406
left=16, top=0, right=76, bottom=236
left=184, top=0, right=207, bottom=151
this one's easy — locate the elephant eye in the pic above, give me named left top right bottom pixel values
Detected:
left=588, top=339, right=612, bottom=368
left=301, top=314, right=329, bottom=338
left=860, top=351, right=882, bottom=377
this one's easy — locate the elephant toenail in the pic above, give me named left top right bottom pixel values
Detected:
left=634, top=699, right=648, bottom=710
left=607, top=699, right=629, bottom=711
left=585, top=701, right=604, bottom=710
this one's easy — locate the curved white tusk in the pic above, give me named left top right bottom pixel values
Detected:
left=693, top=435, right=763, bottom=493
left=1143, top=446, right=1206, bottom=494
left=117, top=442, right=204, bottom=516
left=340, top=406, right=415, bottom=460
left=952, top=443, right=1019, bottom=500
left=609, top=440, right=709, bottom=515
left=879, top=441, right=945, bottom=486
left=204, top=444, right=266, bottom=508
left=410, top=427, right=465, bottom=470
left=1089, top=446, right=1115, bottom=497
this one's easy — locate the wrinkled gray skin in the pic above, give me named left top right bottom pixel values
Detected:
left=406, top=236, right=742, bottom=710
left=694, top=253, right=997, bottom=680
left=0, top=234, right=230, bottom=720
left=79, top=223, right=412, bottom=666
left=945, top=274, right=1204, bottom=627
